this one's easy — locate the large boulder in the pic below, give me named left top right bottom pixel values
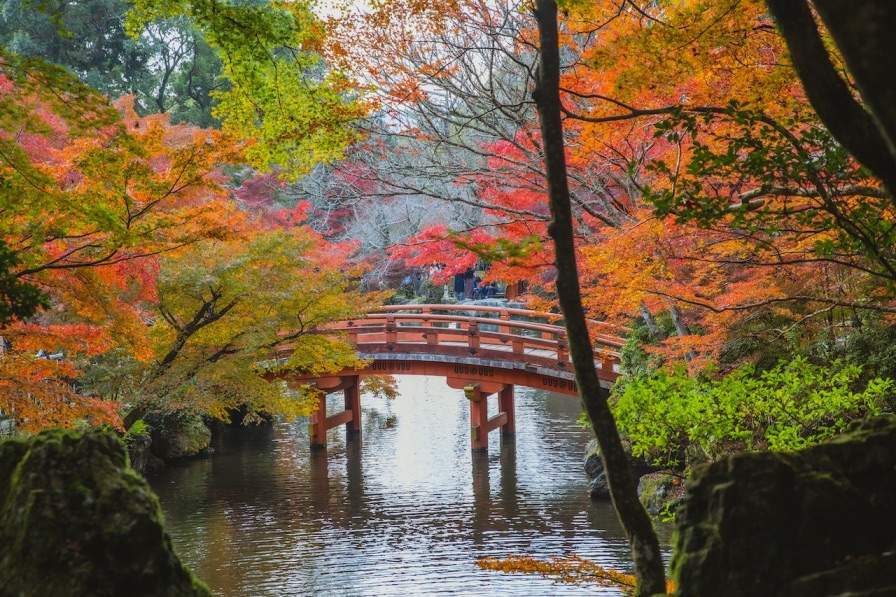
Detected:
left=151, top=416, right=212, bottom=461
left=0, top=428, right=211, bottom=597
left=671, top=415, right=896, bottom=597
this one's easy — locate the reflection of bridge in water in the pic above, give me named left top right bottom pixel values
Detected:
left=272, top=305, right=625, bottom=452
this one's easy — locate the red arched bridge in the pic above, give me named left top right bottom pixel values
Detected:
left=269, top=305, right=625, bottom=452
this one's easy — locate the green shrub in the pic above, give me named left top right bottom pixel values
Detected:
left=612, top=357, right=892, bottom=467
left=123, top=419, right=150, bottom=444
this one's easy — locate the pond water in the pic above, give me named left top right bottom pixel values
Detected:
left=148, top=376, right=670, bottom=596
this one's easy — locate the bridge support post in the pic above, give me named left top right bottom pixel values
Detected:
left=308, top=375, right=362, bottom=449
left=498, top=385, right=515, bottom=437
left=344, top=375, right=361, bottom=437
left=309, top=390, right=328, bottom=449
left=466, top=384, right=489, bottom=452
left=465, top=383, right=515, bottom=452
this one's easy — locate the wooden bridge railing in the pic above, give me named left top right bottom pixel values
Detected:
left=318, top=304, right=626, bottom=375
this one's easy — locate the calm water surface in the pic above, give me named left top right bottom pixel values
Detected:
left=149, top=376, right=669, bottom=596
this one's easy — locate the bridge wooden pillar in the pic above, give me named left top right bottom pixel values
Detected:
left=498, top=309, right=512, bottom=335
left=309, top=375, right=361, bottom=449
left=468, top=321, right=480, bottom=354
left=464, top=383, right=514, bottom=452
left=344, top=375, right=361, bottom=436
left=310, top=389, right=328, bottom=449
left=498, top=385, right=515, bottom=436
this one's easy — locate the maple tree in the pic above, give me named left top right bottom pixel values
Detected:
left=0, top=60, right=372, bottom=431
left=0, top=0, right=389, bottom=432
left=326, top=0, right=896, bottom=375
left=486, top=0, right=894, bottom=371
left=0, top=71, right=242, bottom=430
left=119, top=227, right=378, bottom=426
left=323, top=0, right=558, bottom=284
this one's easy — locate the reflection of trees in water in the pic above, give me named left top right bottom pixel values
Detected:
left=149, top=383, right=646, bottom=594
left=362, top=405, right=398, bottom=435
left=147, top=423, right=279, bottom=521
left=151, top=422, right=366, bottom=595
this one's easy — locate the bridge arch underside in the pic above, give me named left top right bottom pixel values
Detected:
left=274, top=354, right=613, bottom=452
left=281, top=353, right=616, bottom=397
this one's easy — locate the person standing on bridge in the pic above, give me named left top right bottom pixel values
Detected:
left=463, top=268, right=475, bottom=301
left=454, top=273, right=466, bottom=301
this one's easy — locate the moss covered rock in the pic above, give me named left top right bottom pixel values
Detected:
left=151, top=416, right=212, bottom=461
left=671, top=415, right=896, bottom=597
left=584, top=438, right=661, bottom=499
left=637, top=473, right=685, bottom=516
left=127, top=433, right=163, bottom=475
left=0, top=428, right=211, bottom=597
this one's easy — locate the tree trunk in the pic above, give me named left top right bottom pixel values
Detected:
left=764, top=0, right=896, bottom=196
left=531, top=1, right=667, bottom=595
left=669, top=305, right=697, bottom=362
left=811, top=1, right=896, bottom=165
left=639, top=304, right=664, bottom=341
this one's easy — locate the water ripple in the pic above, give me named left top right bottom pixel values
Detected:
left=149, top=377, right=661, bottom=596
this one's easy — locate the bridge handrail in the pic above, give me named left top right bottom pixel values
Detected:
left=275, top=305, right=624, bottom=388
left=332, top=314, right=624, bottom=351
left=368, top=304, right=626, bottom=335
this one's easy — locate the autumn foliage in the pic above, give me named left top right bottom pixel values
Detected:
left=3, top=1, right=896, bottom=594
left=1, top=0, right=890, bottom=493
left=0, top=61, right=374, bottom=431
left=322, top=0, right=896, bottom=384
left=477, top=554, right=675, bottom=594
